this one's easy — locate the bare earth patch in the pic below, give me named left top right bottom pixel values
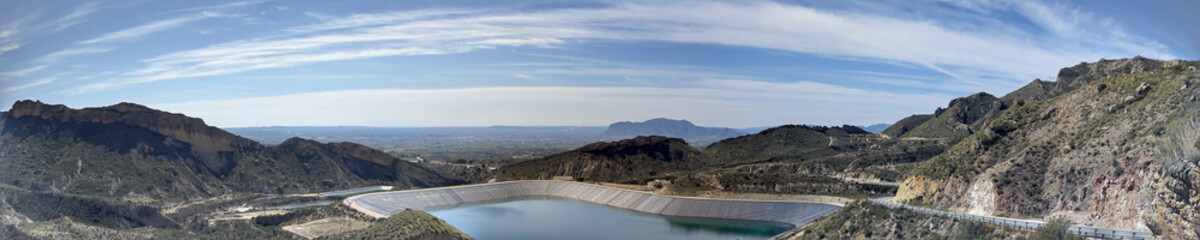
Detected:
left=282, top=217, right=371, bottom=239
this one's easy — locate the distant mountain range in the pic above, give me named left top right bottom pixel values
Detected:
left=858, top=123, right=891, bottom=134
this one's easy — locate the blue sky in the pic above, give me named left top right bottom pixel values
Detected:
left=0, top=0, right=1195, bottom=127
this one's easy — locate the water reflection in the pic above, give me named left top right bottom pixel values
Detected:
left=427, top=198, right=791, bottom=240
left=665, top=217, right=793, bottom=236
left=469, top=206, right=526, bottom=218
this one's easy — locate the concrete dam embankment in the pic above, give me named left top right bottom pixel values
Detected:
left=344, top=180, right=841, bottom=227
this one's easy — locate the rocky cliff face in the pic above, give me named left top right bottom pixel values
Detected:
left=1143, top=69, right=1200, bottom=238
left=896, top=58, right=1197, bottom=236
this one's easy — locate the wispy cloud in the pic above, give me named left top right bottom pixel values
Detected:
left=512, top=73, right=534, bottom=79
left=1, top=65, right=49, bottom=78
left=0, top=2, right=102, bottom=56
left=45, top=2, right=102, bottom=32
left=0, top=78, right=54, bottom=93
left=0, top=14, right=37, bottom=56
left=0, top=43, right=17, bottom=56
left=79, top=13, right=212, bottom=44
left=34, top=47, right=114, bottom=64
left=160, top=0, right=272, bottom=15
left=75, top=0, right=1170, bottom=94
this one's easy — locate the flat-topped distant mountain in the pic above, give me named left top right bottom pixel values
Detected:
left=604, top=118, right=745, bottom=141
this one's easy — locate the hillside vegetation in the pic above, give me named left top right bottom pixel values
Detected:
left=783, top=200, right=1024, bottom=239
left=895, top=58, right=1200, bottom=238
left=337, top=210, right=472, bottom=240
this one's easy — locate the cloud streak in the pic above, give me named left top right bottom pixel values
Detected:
left=34, top=47, right=115, bottom=64
left=1, top=78, right=54, bottom=93
left=79, top=13, right=212, bottom=44
left=0, top=2, right=102, bottom=56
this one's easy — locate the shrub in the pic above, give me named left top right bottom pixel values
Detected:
left=1033, top=218, right=1083, bottom=240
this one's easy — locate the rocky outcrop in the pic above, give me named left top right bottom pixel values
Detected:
left=1144, top=73, right=1200, bottom=238
left=1001, top=56, right=1184, bottom=104
left=898, top=92, right=1008, bottom=139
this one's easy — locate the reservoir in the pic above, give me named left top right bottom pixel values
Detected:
left=427, top=198, right=794, bottom=240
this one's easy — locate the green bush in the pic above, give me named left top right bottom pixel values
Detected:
left=1033, top=218, right=1083, bottom=240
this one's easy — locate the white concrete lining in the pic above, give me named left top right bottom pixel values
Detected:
left=344, top=180, right=842, bottom=227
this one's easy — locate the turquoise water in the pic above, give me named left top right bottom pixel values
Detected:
left=427, top=198, right=794, bottom=240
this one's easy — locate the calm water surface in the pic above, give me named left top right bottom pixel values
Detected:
left=427, top=198, right=793, bottom=240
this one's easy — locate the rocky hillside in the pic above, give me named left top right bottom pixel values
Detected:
left=882, top=93, right=1007, bottom=139
left=492, top=136, right=706, bottom=182
left=604, top=118, right=744, bottom=144
left=690, top=125, right=942, bottom=196
left=894, top=58, right=1199, bottom=238
left=0, top=100, right=463, bottom=206
left=1000, top=56, right=1176, bottom=104
left=881, top=114, right=933, bottom=138
left=782, top=200, right=1024, bottom=239
left=703, top=125, right=865, bottom=165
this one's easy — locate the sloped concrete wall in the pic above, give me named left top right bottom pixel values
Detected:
left=344, top=180, right=841, bottom=227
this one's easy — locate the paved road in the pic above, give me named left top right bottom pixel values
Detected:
left=869, top=197, right=1152, bottom=239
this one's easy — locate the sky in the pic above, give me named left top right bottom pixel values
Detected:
left=0, top=0, right=1196, bottom=128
